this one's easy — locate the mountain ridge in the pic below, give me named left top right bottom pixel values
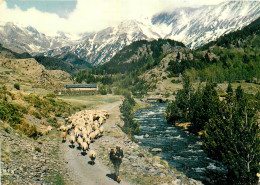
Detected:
left=0, top=1, right=259, bottom=66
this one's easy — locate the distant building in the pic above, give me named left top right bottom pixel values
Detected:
left=65, top=84, right=98, bottom=91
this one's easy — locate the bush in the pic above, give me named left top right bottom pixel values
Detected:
left=47, top=117, right=57, bottom=124
left=19, top=122, right=38, bottom=138
left=45, top=93, right=56, bottom=98
left=14, top=83, right=20, bottom=90
left=32, top=111, right=42, bottom=119
left=35, top=147, right=41, bottom=152
left=3, top=123, right=9, bottom=133
left=120, top=93, right=140, bottom=136
left=98, top=86, right=107, bottom=95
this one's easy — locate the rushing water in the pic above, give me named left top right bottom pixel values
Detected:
left=134, top=103, right=227, bottom=183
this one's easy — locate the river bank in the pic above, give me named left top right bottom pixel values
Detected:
left=59, top=98, right=203, bottom=185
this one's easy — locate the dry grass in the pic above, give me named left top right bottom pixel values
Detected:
left=58, top=94, right=121, bottom=108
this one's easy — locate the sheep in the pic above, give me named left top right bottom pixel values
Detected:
left=85, top=137, right=91, bottom=145
left=82, top=134, right=88, bottom=142
left=98, top=117, right=104, bottom=125
left=94, top=130, right=100, bottom=138
left=82, top=129, right=89, bottom=137
left=89, top=132, right=96, bottom=141
left=88, top=150, right=96, bottom=165
left=59, top=125, right=65, bottom=131
left=77, top=137, right=83, bottom=148
left=81, top=142, right=89, bottom=154
left=99, top=126, right=104, bottom=135
left=93, top=125, right=99, bottom=132
left=61, top=132, right=67, bottom=142
left=69, top=134, right=76, bottom=147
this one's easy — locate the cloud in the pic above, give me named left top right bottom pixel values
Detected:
left=0, top=0, right=224, bottom=35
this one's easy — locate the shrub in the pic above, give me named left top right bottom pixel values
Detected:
left=47, top=117, right=57, bottom=124
left=3, top=123, right=9, bottom=133
left=14, top=83, right=20, bottom=90
left=45, top=93, right=56, bottom=98
left=19, top=123, right=38, bottom=138
left=120, top=93, right=140, bottom=136
left=32, top=111, right=42, bottom=119
left=35, top=147, right=41, bottom=152
left=98, top=86, right=107, bottom=95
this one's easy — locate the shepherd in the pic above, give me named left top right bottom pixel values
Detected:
left=110, top=146, right=124, bottom=183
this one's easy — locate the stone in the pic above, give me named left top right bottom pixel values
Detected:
left=144, top=134, right=149, bottom=138
left=132, top=163, right=139, bottom=167
left=160, top=173, right=166, bottom=178
left=152, top=148, right=162, bottom=152
left=154, top=163, right=165, bottom=169
left=127, top=156, right=137, bottom=161
left=172, top=179, right=181, bottom=185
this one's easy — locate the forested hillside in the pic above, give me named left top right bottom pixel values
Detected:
left=164, top=16, right=260, bottom=184
left=75, top=39, right=187, bottom=96
left=183, top=16, right=260, bottom=83
left=74, top=17, right=259, bottom=97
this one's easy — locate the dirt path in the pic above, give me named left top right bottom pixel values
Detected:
left=60, top=100, right=132, bottom=185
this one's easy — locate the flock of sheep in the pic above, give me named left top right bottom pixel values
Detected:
left=58, top=109, right=109, bottom=163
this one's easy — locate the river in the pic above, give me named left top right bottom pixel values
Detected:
left=134, top=103, right=227, bottom=184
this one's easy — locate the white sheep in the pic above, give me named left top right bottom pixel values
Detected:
left=77, top=137, right=83, bottom=148
left=94, top=129, right=100, bottom=138
left=89, top=132, right=96, bottom=141
left=84, top=137, right=91, bottom=145
left=69, top=134, right=76, bottom=147
left=99, top=126, right=104, bottom=135
left=88, top=150, right=96, bottom=164
left=81, top=142, right=89, bottom=154
left=59, top=125, right=65, bottom=131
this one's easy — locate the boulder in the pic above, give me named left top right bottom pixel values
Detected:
left=152, top=148, right=162, bottom=152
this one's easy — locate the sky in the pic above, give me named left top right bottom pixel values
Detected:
left=0, top=0, right=225, bottom=36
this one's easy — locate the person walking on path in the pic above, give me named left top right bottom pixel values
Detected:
left=110, top=146, right=124, bottom=183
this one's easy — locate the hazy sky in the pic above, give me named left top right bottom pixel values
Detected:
left=0, top=0, right=225, bottom=36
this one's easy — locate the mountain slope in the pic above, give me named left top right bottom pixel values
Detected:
left=95, top=39, right=186, bottom=74
left=43, top=1, right=260, bottom=66
left=0, top=44, right=92, bottom=74
left=0, top=22, right=75, bottom=54
left=152, top=0, right=260, bottom=48
left=0, top=1, right=259, bottom=66
left=75, top=15, right=260, bottom=98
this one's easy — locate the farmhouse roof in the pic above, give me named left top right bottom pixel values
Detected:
left=66, top=84, right=98, bottom=89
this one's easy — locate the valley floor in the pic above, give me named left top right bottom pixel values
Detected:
left=59, top=97, right=202, bottom=185
left=1, top=93, right=202, bottom=185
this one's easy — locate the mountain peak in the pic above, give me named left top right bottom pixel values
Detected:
left=0, top=0, right=259, bottom=66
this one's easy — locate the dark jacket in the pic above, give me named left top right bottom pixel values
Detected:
left=115, top=148, right=124, bottom=164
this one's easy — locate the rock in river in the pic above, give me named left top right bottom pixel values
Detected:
left=152, top=148, right=162, bottom=152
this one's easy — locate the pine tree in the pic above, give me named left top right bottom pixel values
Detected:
left=203, top=86, right=259, bottom=184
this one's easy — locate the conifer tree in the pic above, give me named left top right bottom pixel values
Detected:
left=202, top=86, right=259, bottom=184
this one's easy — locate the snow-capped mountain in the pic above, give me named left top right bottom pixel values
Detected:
left=152, top=0, right=260, bottom=48
left=43, top=0, right=260, bottom=66
left=0, top=22, right=76, bottom=54
left=43, top=19, right=163, bottom=66
left=0, top=1, right=259, bottom=66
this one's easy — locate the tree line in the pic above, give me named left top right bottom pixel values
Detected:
left=165, top=77, right=259, bottom=184
left=120, top=92, right=140, bottom=137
